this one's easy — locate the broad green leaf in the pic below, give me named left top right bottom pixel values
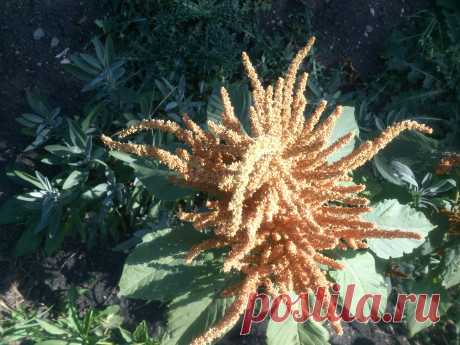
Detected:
left=267, top=319, right=329, bottom=345
left=441, top=247, right=460, bottom=289
left=162, top=282, right=235, bottom=345
left=326, top=106, right=359, bottom=163
left=131, top=162, right=193, bottom=201
left=267, top=295, right=330, bottom=345
left=329, top=252, right=388, bottom=316
left=362, top=199, right=435, bottom=259
left=403, top=279, right=451, bottom=337
left=207, top=82, right=251, bottom=133
left=109, top=151, right=193, bottom=201
left=118, top=226, right=214, bottom=301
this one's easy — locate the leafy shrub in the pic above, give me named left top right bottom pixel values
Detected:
left=101, top=0, right=312, bottom=83
left=0, top=290, right=158, bottom=344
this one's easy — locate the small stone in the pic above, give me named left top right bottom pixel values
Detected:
left=33, top=27, right=45, bottom=40
left=366, top=25, right=374, bottom=33
left=51, top=37, right=59, bottom=47
left=370, top=7, right=375, bottom=16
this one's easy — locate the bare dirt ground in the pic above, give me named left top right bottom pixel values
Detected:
left=0, top=0, right=103, bottom=190
left=0, top=1, right=434, bottom=344
left=307, top=0, right=429, bottom=77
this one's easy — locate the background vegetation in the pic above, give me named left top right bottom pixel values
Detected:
left=1, top=0, right=460, bottom=344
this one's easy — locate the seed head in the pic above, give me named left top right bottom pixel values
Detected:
left=101, top=37, right=432, bottom=345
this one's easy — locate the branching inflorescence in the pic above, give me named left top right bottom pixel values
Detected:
left=101, top=37, right=433, bottom=345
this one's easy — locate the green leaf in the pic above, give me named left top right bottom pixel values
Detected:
left=62, top=170, right=88, bottom=190
left=66, top=119, right=86, bottom=149
left=104, top=36, right=114, bottom=66
left=109, top=151, right=193, bottom=201
left=441, top=247, right=460, bottom=289
left=36, top=341, right=80, bottom=345
left=118, top=327, right=134, bottom=342
left=118, top=226, right=213, bottom=301
left=372, top=154, right=405, bottom=186
left=36, top=320, right=68, bottom=335
left=207, top=82, right=251, bottom=133
left=0, top=197, right=31, bottom=224
left=329, top=252, right=388, bottom=316
left=326, top=106, right=359, bottom=163
left=132, top=321, right=150, bottom=341
left=81, top=104, right=102, bottom=131
left=403, top=278, right=451, bottom=337
left=109, top=150, right=138, bottom=164
left=44, top=218, right=66, bottom=256
left=14, top=170, right=44, bottom=189
left=14, top=224, right=42, bottom=256
left=131, top=162, right=193, bottom=201
left=26, top=89, right=48, bottom=116
left=80, top=53, right=102, bottom=71
left=362, top=199, right=435, bottom=259
left=70, top=54, right=100, bottom=76
left=21, top=113, right=44, bottom=124
left=92, top=37, right=105, bottom=65
left=44, top=145, right=75, bottom=157
left=162, top=282, right=235, bottom=345
left=63, top=64, right=93, bottom=81
left=267, top=307, right=330, bottom=345
left=81, top=183, right=108, bottom=200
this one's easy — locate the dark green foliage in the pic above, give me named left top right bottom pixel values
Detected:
left=102, top=0, right=311, bottom=83
left=355, top=0, right=460, bottom=149
left=0, top=290, right=159, bottom=344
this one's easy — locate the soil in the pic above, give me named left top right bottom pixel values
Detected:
left=0, top=0, right=436, bottom=344
left=307, top=0, right=430, bottom=78
left=0, top=0, right=104, bottom=195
